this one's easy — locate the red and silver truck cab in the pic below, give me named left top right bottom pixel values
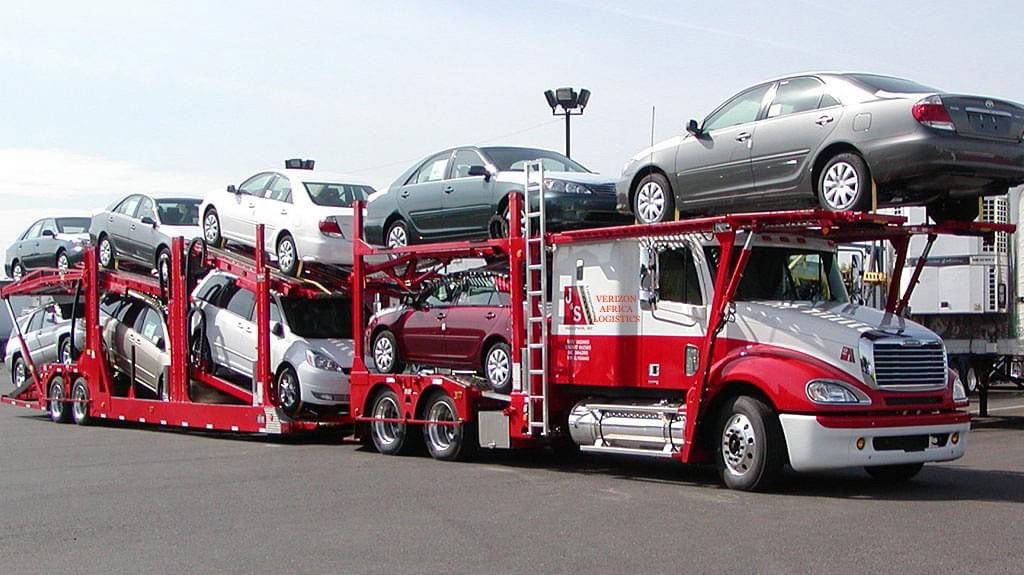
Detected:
left=552, top=231, right=970, bottom=485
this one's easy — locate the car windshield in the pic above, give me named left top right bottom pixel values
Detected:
left=280, top=296, right=352, bottom=339
left=847, top=74, right=938, bottom=94
left=55, top=217, right=90, bottom=234
left=482, top=147, right=590, bottom=173
left=303, top=182, right=374, bottom=207
left=155, top=199, right=201, bottom=226
left=705, top=245, right=848, bottom=303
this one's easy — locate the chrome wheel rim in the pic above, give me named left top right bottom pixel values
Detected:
left=426, top=400, right=457, bottom=452
left=158, top=253, right=170, bottom=285
left=50, top=380, right=65, bottom=419
left=278, top=371, right=299, bottom=410
left=373, top=335, right=395, bottom=372
left=486, top=347, right=510, bottom=388
left=12, top=264, right=24, bottom=281
left=966, top=368, right=979, bottom=393
left=57, top=254, right=69, bottom=272
left=72, top=382, right=88, bottom=421
left=14, top=360, right=26, bottom=386
left=372, top=395, right=402, bottom=446
left=387, top=225, right=407, bottom=248
left=203, top=212, right=220, bottom=243
left=822, top=162, right=860, bottom=210
left=60, top=340, right=72, bottom=364
left=277, top=238, right=296, bottom=272
left=722, top=413, right=757, bottom=476
left=98, top=239, right=112, bottom=267
left=636, top=181, right=666, bottom=223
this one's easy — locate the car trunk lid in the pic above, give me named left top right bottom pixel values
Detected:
left=942, top=95, right=1024, bottom=141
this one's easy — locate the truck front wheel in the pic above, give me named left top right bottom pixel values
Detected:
left=715, top=395, right=786, bottom=491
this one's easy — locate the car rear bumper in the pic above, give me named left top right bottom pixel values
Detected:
left=296, top=362, right=351, bottom=407
left=779, top=412, right=969, bottom=472
left=295, top=235, right=354, bottom=266
left=863, top=130, right=1024, bottom=195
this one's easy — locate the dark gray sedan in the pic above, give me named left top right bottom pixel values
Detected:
left=618, top=73, right=1024, bottom=224
left=365, top=146, right=630, bottom=247
left=5, top=217, right=91, bottom=280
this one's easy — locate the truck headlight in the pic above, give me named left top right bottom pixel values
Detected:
left=951, top=371, right=968, bottom=404
left=306, top=350, right=342, bottom=372
left=806, top=379, right=871, bottom=405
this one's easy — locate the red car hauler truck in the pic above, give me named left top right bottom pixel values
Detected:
left=349, top=162, right=1011, bottom=491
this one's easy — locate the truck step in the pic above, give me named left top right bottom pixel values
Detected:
left=579, top=445, right=679, bottom=458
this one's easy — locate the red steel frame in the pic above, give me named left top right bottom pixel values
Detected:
left=348, top=202, right=1013, bottom=458
left=2, top=227, right=354, bottom=434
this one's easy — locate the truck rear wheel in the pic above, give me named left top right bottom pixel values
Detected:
left=422, top=392, right=476, bottom=461
left=715, top=395, right=785, bottom=491
left=48, top=377, right=72, bottom=423
left=369, top=389, right=416, bottom=455
left=865, top=463, right=924, bottom=482
left=71, top=377, right=92, bottom=426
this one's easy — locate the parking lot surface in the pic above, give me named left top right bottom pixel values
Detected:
left=1, top=364, right=1022, bottom=574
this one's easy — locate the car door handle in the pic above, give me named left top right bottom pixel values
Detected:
left=436, top=313, right=447, bottom=320
left=400, top=190, right=410, bottom=198
left=280, top=209, right=288, bottom=215
left=485, top=312, right=496, bottom=319
left=734, top=132, right=751, bottom=142
left=130, top=224, right=136, bottom=231
left=107, top=216, right=114, bottom=223
left=443, top=186, right=454, bottom=194
left=248, top=203, right=256, bottom=208
left=816, top=115, right=834, bottom=126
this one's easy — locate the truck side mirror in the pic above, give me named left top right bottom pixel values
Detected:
left=639, top=246, right=660, bottom=310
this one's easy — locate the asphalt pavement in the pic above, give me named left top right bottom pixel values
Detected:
left=1, top=363, right=1022, bottom=574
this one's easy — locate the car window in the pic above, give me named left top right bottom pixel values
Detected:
left=116, top=300, right=144, bottom=326
left=413, top=153, right=451, bottom=184
left=99, top=295, right=123, bottom=317
left=766, top=77, right=825, bottom=119
left=482, top=148, right=590, bottom=173
left=225, top=287, right=255, bottom=319
left=27, top=310, right=44, bottom=332
left=55, top=217, right=90, bottom=234
left=22, top=220, right=44, bottom=240
left=847, top=74, right=938, bottom=94
left=279, top=296, right=352, bottom=338
left=703, top=84, right=771, bottom=131
left=266, top=175, right=292, bottom=203
left=135, top=307, right=164, bottom=345
left=136, top=196, right=155, bottom=221
left=458, top=276, right=497, bottom=306
left=422, top=280, right=459, bottom=307
left=450, top=149, right=485, bottom=179
left=115, top=196, right=141, bottom=216
left=270, top=301, right=282, bottom=323
left=303, top=182, right=372, bottom=207
left=196, top=274, right=233, bottom=304
left=658, top=248, right=703, bottom=305
left=239, top=173, right=275, bottom=197
left=156, top=199, right=200, bottom=226
left=39, top=219, right=58, bottom=237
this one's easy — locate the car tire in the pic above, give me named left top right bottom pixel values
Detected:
left=422, top=392, right=477, bottom=461
left=59, top=336, right=74, bottom=365
left=386, top=219, right=409, bottom=248
left=369, top=388, right=417, bottom=455
left=71, top=377, right=92, bottom=426
left=633, top=173, right=675, bottom=224
left=372, top=330, right=404, bottom=374
left=56, top=250, right=70, bottom=272
left=203, top=208, right=224, bottom=248
left=11, top=355, right=27, bottom=388
left=277, top=365, right=302, bottom=416
left=926, top=197, right=980, bottom=224
left=11, top=260, right=25, bottom=281
left=97, top=235, right=116, bottom=269
left=817, top=153, right=871, bottom=212
left=156, top=376, right=168, bottom=401
left=714, top=395, right=786, bottom=491
left=482, top=341, right=513, bottom=394
left=156, top=247, right=171, bottom=288
left=48, top=376, right=72, bottom=423
left=276, top=233, right=299, bottom=276
left=865, top=463, right=924, bottom=482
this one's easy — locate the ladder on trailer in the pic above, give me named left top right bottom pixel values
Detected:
left=522, top=160, right=550, bottom=436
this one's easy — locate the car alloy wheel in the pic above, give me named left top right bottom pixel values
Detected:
left=277, top=235, right=298, bottom=276
left=386, top=222, right=408, bottom=248
left=56, top=252, right=70, bottom=272
left=157, top=249, right=171, bottom=287
left=12, top=262, right=24, bottom=281
left=98, top=237, right=114, bottom=268
left=60, top=338, right=74, bottom=365
left=374, top=334, right=395, bottom=372
left=12, top=357, right=27, bottom=387
left=636, top=181, right=667, bottom=224
left=277, top=367, right=301, bottom=415
left=203, top=211, right=221, bottom=245
left=485, top=344, right=511, bottom=392
left=821, top=161, right=861, bottom=211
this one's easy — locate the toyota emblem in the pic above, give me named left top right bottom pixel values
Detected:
left=985, top=99, right=995, bottom=109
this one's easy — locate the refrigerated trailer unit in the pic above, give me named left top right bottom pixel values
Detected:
left=1, top=228, right=353, bottom=433
left=348, top=163, right=1009, bottom=490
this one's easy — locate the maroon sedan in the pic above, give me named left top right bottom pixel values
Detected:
left=367, top=272, right=513, bottom=393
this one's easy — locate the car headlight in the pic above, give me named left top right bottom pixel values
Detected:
left=306, top=350, right=342, bottom=372
left=951, top=371, right=968, bottom=403
left=544, top=179, right=592, bottom=194
left=806, top=379, right=871, bottom=405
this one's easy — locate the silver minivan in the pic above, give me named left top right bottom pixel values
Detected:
left=192, top=271, right=353, bottom=414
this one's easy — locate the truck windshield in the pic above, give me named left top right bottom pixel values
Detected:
left=280, top=296, right=353, bottom=339
left=705, top=246, right=848, bottom=303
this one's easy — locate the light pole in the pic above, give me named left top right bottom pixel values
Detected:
left=544, top=87, right=590, bottom=158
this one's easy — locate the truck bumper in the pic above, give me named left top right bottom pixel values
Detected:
left=779, top=413, right=969, bottom=472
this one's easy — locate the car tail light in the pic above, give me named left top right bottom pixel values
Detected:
left=318, top=217, right=344, bottom=237
left=912, top=95, right=955, bottom=131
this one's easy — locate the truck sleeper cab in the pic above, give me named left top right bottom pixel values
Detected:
left=552, top=232, right=969, bottom=489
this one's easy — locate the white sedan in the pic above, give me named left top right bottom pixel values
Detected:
left=200, top=160, right=374, bottom=275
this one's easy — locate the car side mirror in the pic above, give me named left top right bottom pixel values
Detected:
left=467, top=165, right=491, bottom=181
left=686, top=119, right=702, bottom=136
left=140, top=216, right=157, bottom=227
left=155, top=336, right=166, bottom=350
left=41, top=229, right=56, bottom=238
left=271, top=321, right=285, bottom=338
left=227, top=184, right=239, bottom=195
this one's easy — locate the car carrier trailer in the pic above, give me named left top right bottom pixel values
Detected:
left=1, top=228, right=353, bottom=433
left=348, top=162, right=1012, bottom=491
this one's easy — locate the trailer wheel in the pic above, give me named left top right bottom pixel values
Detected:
left=48, top=376, right=72, bottom=423
left=865, top=463, right=924, bottom=482
left=372, top=330, right=404, bottom=374
left=422, top=392, right=477, bottom=461
left=715, top=395, right=785, bottom=491
left=71, top=377, right=92, bottom=426
left=369, top=389, right=415, bottom=455
left=964, top=366, right=980, bottom=395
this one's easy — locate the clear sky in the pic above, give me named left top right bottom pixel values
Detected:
left=2, top=0, right=1023, bottom=273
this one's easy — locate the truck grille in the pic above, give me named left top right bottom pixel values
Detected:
left=872, top=339, right=947, bottom=391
